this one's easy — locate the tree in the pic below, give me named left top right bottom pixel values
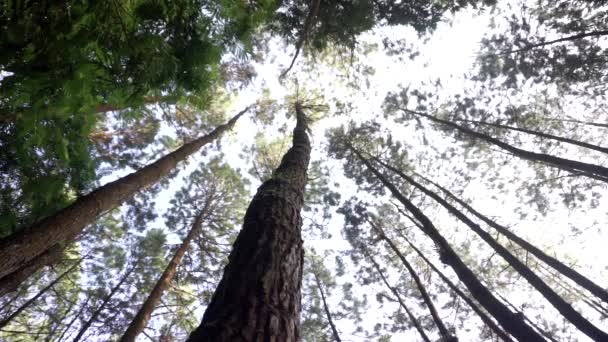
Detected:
left=0, top=108, right=248, bottom=290
left=186, top=102, right=311, bottom=341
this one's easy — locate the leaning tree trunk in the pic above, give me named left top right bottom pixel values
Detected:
left=369, top=219, right=456, bottom=342
left=312, top=270, right=342, bottom=342
left=0, top=257, right=82, bottom=329
left=0, top=108, right=248, bottom=290
left=374, top=157, right=608, bottom=341
left=348, top=145, right=545, bottom=342
left=0, top=245, right=64, bottom=297
left=120, top=205, right=209, bottom=342
left=400, top=232, right=514, bottom=342
left=406, top=109, right=608, bottom=182
left=72, top=263, right=136, bottom=342
left=416, top=172, right=608, bottom=305
left=187, top=103, right=311, bottom=341
left=363, top=248, right=431, bottom=342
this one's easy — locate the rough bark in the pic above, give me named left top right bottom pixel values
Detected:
left=400, top=232, right=515, bottom=342
left=312, top=271, right=342, bottom=342
left=120, top=206, right=209, bottom=342
left=187, top=103, right=311, bottom=341
left=0, top=257, right=82, bottom=329
left=374, top=157, right=608, bottom=341
left=460, top=119, right=608, bottom=155
left=0, top=108, right=248, bottom=286
left=406, top=109, right=608, bottom=182
left=71, top=264, right=136, bottom=342
left=0, top=244, right=63, bottom=297
left=417, top=172, right=608, bottom=305
left=349, top=145, right=545, bottom=342
left=363, top=248, right=431, bottom=342
left=368, top=219, right=456, bottom=341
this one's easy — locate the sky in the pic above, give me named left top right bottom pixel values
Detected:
left=86, top=3, right=608, bottom=342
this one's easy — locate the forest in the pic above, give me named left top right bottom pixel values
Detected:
left=0, top=0, right=607, bottom=341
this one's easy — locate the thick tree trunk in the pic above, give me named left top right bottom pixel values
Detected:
left=400, top=232, right=514, bottom=342
left=312, top=271, right=342, bottom=342
left=349, top=145, right=545, bottom=342
left=0, top=244, right=63, bottom=297
left=363, top=248, right=431, bottom=342
left=460, top=119, right=608, bottom=155
left=187, top=103, right=311, bottom=341
left=417, top=172, right=608, bottom=305
left=496, top=293, right=560, bottom=342
left=120, top=206, right=209, bottom=342
left=374, top=157, right=608, bottom=341
left=369, top=219, right=456, bottom=341
left=0, top=108, right=248, bottom=287
left=0, top=257, right=82, bottom=329
left=72, top=264, right=136, bottom=342
left=406, top=109, right=608, bottom=182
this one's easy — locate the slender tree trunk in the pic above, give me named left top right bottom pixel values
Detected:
left=363, top=248, right=431, bottom=342
left=505, top=30, right=608, bottom=54
left=416, top=172, right=608, bottom=305
left=280, top=0, right=321, bottom=78
left=374, top=156, right=608, bottom=341
left=540, top=117, right=608, bottom=129
left=56, top=297, right=91, bottom=342
left=0, top=107, right=248, bottom=288
left=368, top=219, right=456, bottom=341
left=0, top=257, right=82, bottom=329
left=459, top=119, right=608, bottom=155
left=120, top=204, right=210, bottom=342
left=0, top=244, right=63, bottom=297
left=187, top=103, right=311, bottom=341
left=71, top=264, right=136, bottom=342
left=496, top=293, right=560, bottom=342
left=399, top=232, right=515, bottom=342
left=312, top=271, right=342, bottom=342
left=348, top=144, right=545, bottom=342
left=406, top=109, right=608, bottom=182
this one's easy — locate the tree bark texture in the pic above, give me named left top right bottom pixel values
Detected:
left=120, top=206, right=209, bottom=342
left=376, top=158, right=608, bottom=341
left=349, top=145, right=545, bottom=342
left=187, top=103, right=311, bottom=342
left=0, top=108, right=248, bottom=287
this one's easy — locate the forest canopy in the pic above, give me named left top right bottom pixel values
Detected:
left=0, top=0, right=607, bottom=341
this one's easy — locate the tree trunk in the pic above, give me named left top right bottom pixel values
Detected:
left=0, top=244, right=63, bottom=297
left=416, top=172, right=608, bottom=305
left=56, top=297, right=91, bottom=342
left=369, top=219, right=456, bottom=341
left=71, top=264, right=136, bottom=342
left=0, top=257, right=82, bottom=329
left=400, top=232, right=514, bottom=342
left=187, top=103, right=311, bottom=341
left=0, top=108, right=248, bottom=288
left=406, top=109, right=608, bottom=182
left=496, top=292, right=560, bottom=342
left=312, top=270, right=342, bottom=342
left=505, top=29, right=608, bottom=54
left=349, top=145, right=545, bottom=342
left=460, top=119, right=608, bottom=155
left=363, top=247, right=431, bottom=342
left=120, top=205, right=209, bottom=342
left=374, top=156, right=608, bottom=341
